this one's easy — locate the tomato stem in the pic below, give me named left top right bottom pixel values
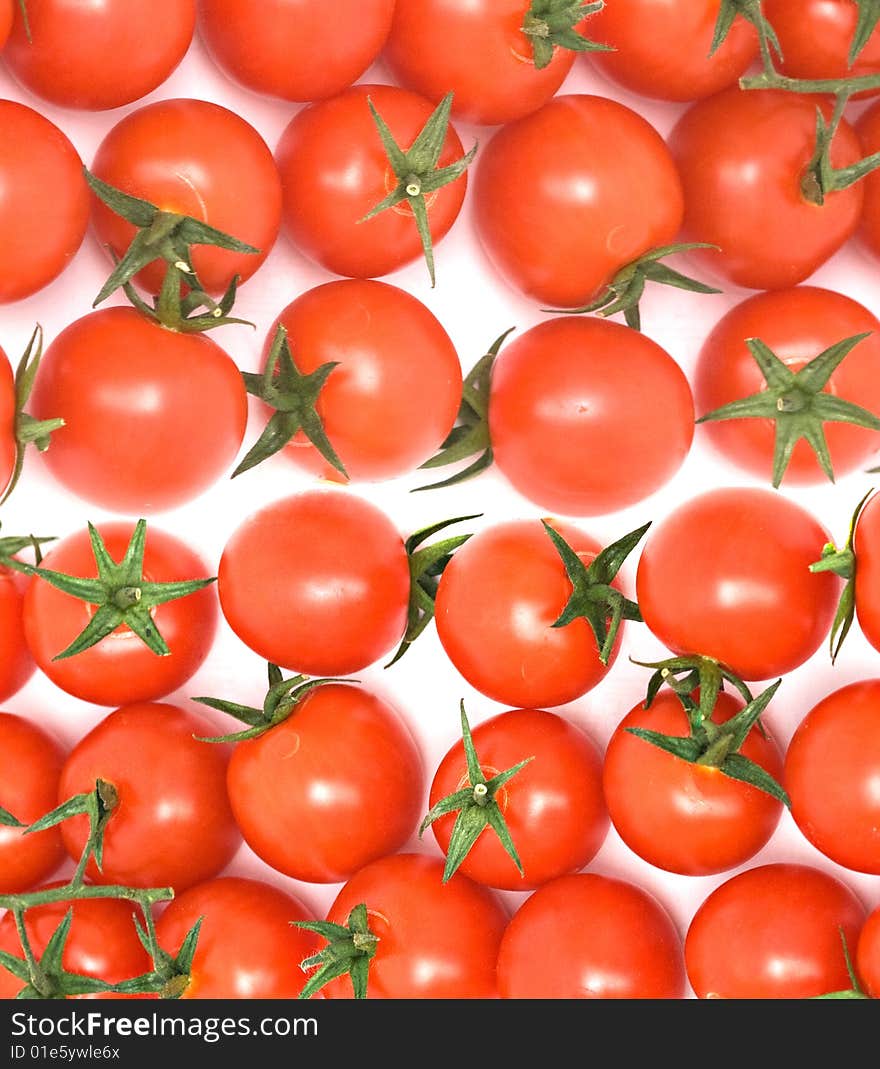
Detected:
left=521, top=1, right=611, bottom=70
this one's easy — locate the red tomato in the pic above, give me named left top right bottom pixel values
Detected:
left=23, top=522, right=218, bottom=707
left=200, top=0, right=394, bottom=102
left=429, top=707, right=607, bottom=890
left=0, top=561, right=34, bottom=703
left=669, top=89, right=863, bottom=290
left=685, top=863, right=866, bottom=998
left=603, top=692, right=784, bottom=876
left=0, top=714, right=65, bottom=894
left=264, top=280, right=461, bottom=482
left=586, top=0, right=758, bottom=101
left=90, top=99, right=282, bottom=295
left=785, top=680, right=880, bottom=874
left=435, top=520, right=623, bottom=708
left=4, top=0, right=195, bottom=110
left=228, top=684, right=423, bottom=883
left=319, top=853, right=507, bottom=999
left=855, top=100, right=880, bottom=263
left=0, top=100, right=90, bottom=304
left=58, top=703, right=238, bottom=891
left=497, top=873, right=685, bottom=998
left=852, top=492, right=880, bottom=651
left=0, top=1, right=11, bottom=48
left=30, top=307, right=248, bottom=513
left=856, top=906, right=880, bottom=998
left=275, top=84, right=468, bottom=280
left=156, top=877, right=321, bottom=999
left=695, top=287, right=880, bottom=484
left=218, top=490, right=410, bottom=676
left=489, top=317, right=694, bottom=515
left=636, top=488, right=838, bottom=680
left=0, top=346, right=15, bottom=496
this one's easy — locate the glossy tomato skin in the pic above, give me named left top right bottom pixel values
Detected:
left=0, top=2, right=11, bottom=48
left=200, top=0, right=394, bottom=102
left=489, top=318, right=694, bottom=515
left=30, top=308, right=248, bottom=513
left=266, top=280, right=461, bottom=482
left=695, top=287, right=880, bottom=483
left=218, top=490, right=410, bottom=676
left=435, top=520, right=621, bottom=708
left=0, top=346, right=15, bottom=495
left=603, top=692, right=784, bottom=876
left=587, top=0, right=758, bottom=101
left=4, top=0, right=195, bottom=110
left=0, top=101, right=90, bottom=304
left=156, top=877, right=321, bottom=999
left=856, top=907, right=880, bottom=998
left=853, top=493, right=880, bottom=650
left=497, top=873, right=685, bottom=998
left=785, top=681, right=880, bottom=874
left=685, top=864, right=866, bottom=998
left=475, top=94, right=683, bottom=308
left=0, top=715, right=65, bottom=894
left=58, top=703, right=238, bottom=891
left=670, top=89, right=863, bottom=290
left=276, top=84, right=469, bottom=279
left=855, top=100, right=880, bottom=263
left=91, top=99, right=282, bottom=295
left=321, top=854, right=507, bottom=999
left=636, top=488, right=838, bottom=680
left=22, top=523, right=218, bottom=707
left=429, top=708, right=607, bottom=890
left=228, top=685, right=423, bottom=883
left=0, top=565, right=34, bottom=703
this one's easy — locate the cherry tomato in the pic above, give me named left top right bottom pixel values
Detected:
left=856, top=906, right=880, bottom=998
left=320, top=853, right=507, bottom=999
left=265, top=280, right=461, bottom=482
left=30, top=307, right=248, bottom=513
left=0, top=100, right=90, bottom=304
left=685, top=863, right=866, bottom=998
left=218, top=490, right=410, bottom=676
left=275, top=84, right=468, bottom=279
left=58, top=702, right=238, bottom=892
left=497, top=873, right=685, bottom=998
left=91, top=99, right=282, bottom=295
left=586, top=0, right=758, bottom=101
left=489, top=317, right=694, bottom=515
left=0, top=561, right=34, bottom=704
left=156, top=877, right=321, bottom=999
left=0, top=714, right=65, bottom=894
left=636, top=488, right=838, bottom=680
left=855, top=99, right=880, bottom=263
left=695, top=287, right=880, bottom=484
left=429, top=707, right=607, bottom=890
left=669, top=89, right=863, bottom=290
left=435, top=520, right=623, bottom=708
left=199, top=0, right=394, bottom=102
left=228, top=684, right=423, bottom=883
left=4, top=0, right=195, bottom=110
left=851, top=492, right=880, bottom=651
left=785, top=680, right=880, bottom=874
left=603, top=691, right=784, bottom=876
left=23, top=522, right=218, bottom=707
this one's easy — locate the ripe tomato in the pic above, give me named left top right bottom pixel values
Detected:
left=318, top=853, right=507, bottom=998
left=0, top=1, right=11, bottom=48
left=669, top=89, right=863, bottom=290
left=785, top=680, right=880, bottom=874
left=200, top=0, right=394, bottom=102
left=156, top=877, right=321, bottom=999
left=695, top=287, right=880, bottom=484
left=428, top=707, right=607, bottom=890
left=0, top=100, right=90, bottom=304
left=0, top=560, right=34, bottom=703
left=90, top=99, right=282, bottom=295
left=636, top=488, right=839, bottom=680
left=4, top=0, right=195, bottom=110
left=218, top=490, right=409, bottom=676
left=603, top=691, right=784, bottom=876
left=228, top=684, right=423, bottom=883
left=488, top=317, right=693, bottom=515
left=275, top=84, right=469, bottom=280
left=58, top=703, right=238, bottom=892
left=855, top=100, right=880, bottom=263
left=586, top=0, right=758, bottom=101
left=0, top=346, right=15, bottom=497
left=849, top=492, right=880, bottom=652
left=497, top=873, right=685, bottom=998
left=685, top=863, right=866, bottom=998
left=23, top=522, right=218, bottom=707
left=0, top=715, right=65, bottom=894
left=261, top=280, right=461, bottom=482
left=29, top=307, right=248, bottom=513
left=856, top=906, right=880, bottom=998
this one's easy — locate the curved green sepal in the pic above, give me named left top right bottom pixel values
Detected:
left=814, top=928, right=869, bottom=999
left=5, top=908, right=116, bottom=1000
left=802, top=94, right=880, bottom=205
left=27, top=779, right=118, bottom=875
left=633, top=652, right=755, bottom=727
left=0, top=806, right=24, bottom=829
left=0, top=527, right=55, bottom=576
left=710, top=0, right=782, bottom=60
left=851, top=1, right=880, bottom=64
left=522, top=1, right=611, bottom=70
left=295, top=904, right=378, bottom=1000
